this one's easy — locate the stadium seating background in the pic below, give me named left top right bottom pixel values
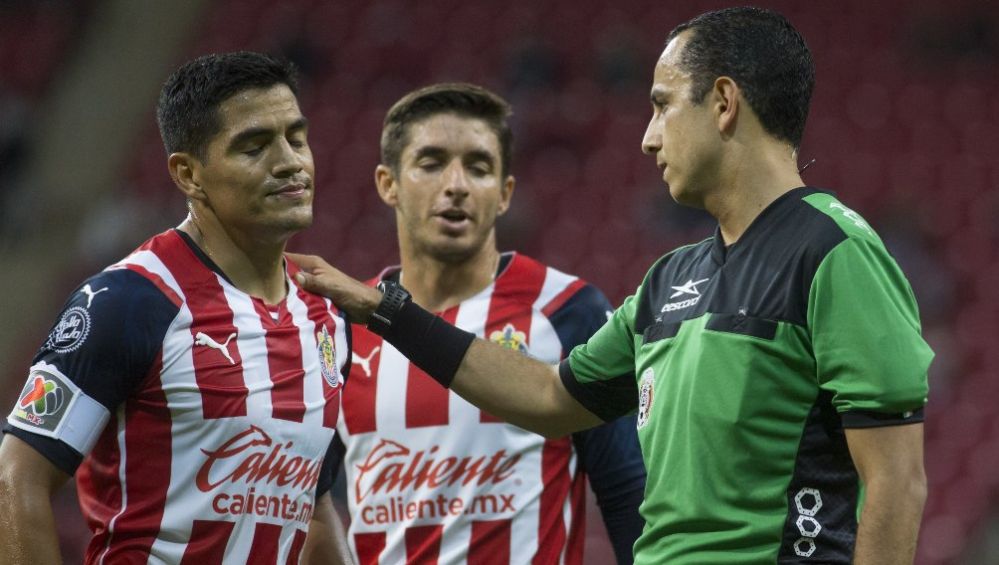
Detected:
left=1, top=0, right=997, bottom=563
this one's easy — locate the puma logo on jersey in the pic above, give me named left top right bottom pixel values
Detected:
left=80, top=284, right=109, bottom=308
left=353, top=346, right=380, bottom=378
left=194, top=332, right=237, bottom=365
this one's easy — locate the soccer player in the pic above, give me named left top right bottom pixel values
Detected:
left=293, top=8, right=933, bottom=565
left=318, top=83, right=646, bottom=564
left=0, top=52, right=352, bottom=564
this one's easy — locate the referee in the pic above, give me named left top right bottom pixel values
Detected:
left=293, top=7, right=932, bottom=564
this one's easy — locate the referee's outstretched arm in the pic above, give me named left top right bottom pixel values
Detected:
left=291, top=253, right=603, bottom=438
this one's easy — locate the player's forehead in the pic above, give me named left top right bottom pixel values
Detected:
left=214, top=84, right=303, bottom=139
left=401, top=112, right=500, bottom=159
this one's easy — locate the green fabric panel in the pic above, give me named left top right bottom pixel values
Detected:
left=804, top=195, right=932, bottom=413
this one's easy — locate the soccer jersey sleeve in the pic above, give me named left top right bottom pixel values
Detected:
left=3, top=268, right=179, bottom=474
left=559, top=291, right=640, bottom=422
left=808, top=237, right=932, bottom=426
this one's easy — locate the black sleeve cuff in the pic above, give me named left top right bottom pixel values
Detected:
left=558, top=360, right=638, bottom=422
left=840, top=407, right=925, bottom=428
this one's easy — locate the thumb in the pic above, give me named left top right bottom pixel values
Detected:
left=295, top=271, right=310, bottom=286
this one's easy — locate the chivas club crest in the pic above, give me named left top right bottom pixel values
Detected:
left=316, top=325, right=339, bottom=388
left=489, top=324, right=528, bottom=354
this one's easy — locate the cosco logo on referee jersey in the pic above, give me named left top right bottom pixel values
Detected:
left=792, top=487, right=823, bottom=557
left=660, top=278, right=709, bottom=313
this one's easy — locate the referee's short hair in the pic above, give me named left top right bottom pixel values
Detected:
left=157, top=51, right=299, bottom=161
left=381, top=83, right=513, bottom=178
left=668, top=7, right=814, bottom=149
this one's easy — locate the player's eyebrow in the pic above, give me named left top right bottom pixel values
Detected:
left=463, top=149, right=496, bottom=167
left=412, top=146, right=449, bottom=160
left=228, top=117, right=309, bottom=149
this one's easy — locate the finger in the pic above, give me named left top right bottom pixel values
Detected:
left=296, top=271, right=333, bottom=295
left=286, top=252, right=323, bottom=272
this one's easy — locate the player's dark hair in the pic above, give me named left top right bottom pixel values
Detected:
left=667, top=7, right=814, bottom=149
left=157, top=51, right=299, bottom=161
left=381, top=83, right=513, bottom=178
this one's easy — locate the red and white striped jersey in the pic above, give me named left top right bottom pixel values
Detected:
left=336, top=253, right=610, bottom=565
left=5, top=230, right=349, bottom=564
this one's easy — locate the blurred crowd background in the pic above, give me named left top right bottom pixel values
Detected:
left=1, top=0, right=996, bottom=563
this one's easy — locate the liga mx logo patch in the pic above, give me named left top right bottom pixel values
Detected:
left=11, top=368, right=72, bottom=432
left=316, top=325, right=339, bottom=389
left=489, top=324, right=528, bottom=354
left=637, top=368, right=655, bottom=430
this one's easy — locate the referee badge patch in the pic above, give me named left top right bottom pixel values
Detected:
left=637, top=368, right=655, bottom=429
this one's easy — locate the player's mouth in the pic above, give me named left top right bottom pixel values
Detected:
left=433, top=208, right=472, bottom=232
left=268, top=182, right=310, bottom=200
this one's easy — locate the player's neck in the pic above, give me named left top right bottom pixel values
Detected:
left=178, top=213, right=289, bottom=305
left=399, top=244, right=501, bottom=313
left=708, top=142, right=805, bottom=246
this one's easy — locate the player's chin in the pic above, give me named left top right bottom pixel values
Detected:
left=272, top=208, right=314, bottom=233
left=428, top=237, right=481, bottom=264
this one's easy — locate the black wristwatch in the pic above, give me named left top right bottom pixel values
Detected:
left=368, top=280, right=412, bottom=335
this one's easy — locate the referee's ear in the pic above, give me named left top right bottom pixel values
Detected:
left=374, top=164, right=399, bottom=207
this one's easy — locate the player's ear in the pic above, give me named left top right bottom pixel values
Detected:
left=169, top=152, right=207, bottom=202
left=375, top=164, right=399, bottom=207
left=713, top=76, right=740, bottom=139
left=496, top=175, right=515, bottom=216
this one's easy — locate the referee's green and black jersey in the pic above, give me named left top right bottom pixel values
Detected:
left=560, top=187, right=932, bottom=564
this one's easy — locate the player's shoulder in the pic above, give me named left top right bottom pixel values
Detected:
left=505, top=253, right=610, bottom=314
left=71, top=265, right=179, bottom=314
left=42, top=268, right=181, bottom=357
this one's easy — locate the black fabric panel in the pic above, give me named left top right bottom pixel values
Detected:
left=339, top=309, right=353, bottom=383
left=315, top=434, right=345, bottom=497
left=558, top=360, right=637, bottom=422
left=705, top=313, right=778, bottom=340
left=777, top=391, right=858, bottom=563
left=641, top=320, right=682, bottom=344
left=633, top=248, right=713, bottom=335
left=703, top=190, right=848, bottom=327
left=841, top=407, right=924, bottom=428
